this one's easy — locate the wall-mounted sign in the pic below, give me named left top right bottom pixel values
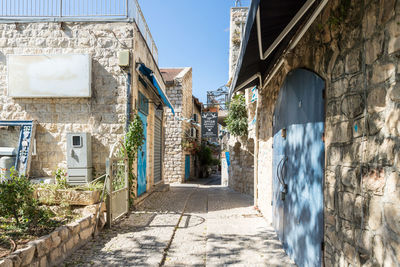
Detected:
left=8, top=54, right=91, bottom=98
left=201, top=112, right=218, bottom=138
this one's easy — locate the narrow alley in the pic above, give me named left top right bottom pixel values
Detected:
left=63, top=176, right=295, bottom=266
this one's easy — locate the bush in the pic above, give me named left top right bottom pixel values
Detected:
left=225, top=94, right=248, bottom=137
left=0, top=168, right=46, bottom=227
left=54, top=168, right=68, bottom=189
left=197, top=145, right=213, bottom=167
left=211, top=158, right=221, bottom=166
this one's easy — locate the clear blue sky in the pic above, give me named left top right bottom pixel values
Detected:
left=138, top=0, right=250, bottom=103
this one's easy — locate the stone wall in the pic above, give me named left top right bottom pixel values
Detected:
left=227, top=134, right=254, bottom=196
left=0, top=204, right=106, bottom=267
left=228, top=7, right=248, bottom=80
left=163, top=68, right=193, bottom=183
left=255, top=0, right=400, bottom=265
left=225, top=87, right=256, bottom=196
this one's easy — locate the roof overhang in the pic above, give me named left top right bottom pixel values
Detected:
left=137, top=63, right=175, bottom=115
left=230, top=0, right=327, bottom=96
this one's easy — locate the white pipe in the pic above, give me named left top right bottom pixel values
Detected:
left=232, top=72, right=263, bottom=97
left=261, top=0, right=329, bottom=89
left=289, top=0, right=329, bottom=50
left=257, top=0, right=316, bottom=60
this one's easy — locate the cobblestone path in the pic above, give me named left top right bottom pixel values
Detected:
left=63, top=177, right=295, bottom=266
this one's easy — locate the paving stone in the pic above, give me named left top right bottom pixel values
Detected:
left=63, top=176, right=294, bottom=266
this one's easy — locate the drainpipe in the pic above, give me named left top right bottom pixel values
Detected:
left=126, top=72, right=132, bottom=132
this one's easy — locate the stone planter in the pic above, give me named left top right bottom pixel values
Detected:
left=0, top=203, right=107, bottom=267
left=34, top=188, right=101, bottom=206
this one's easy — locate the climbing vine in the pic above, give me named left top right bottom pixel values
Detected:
left=120, top=113, right=145, bottom=202
left=225, top=94, right=248, bottom=137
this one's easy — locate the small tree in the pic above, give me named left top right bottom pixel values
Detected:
left=225, top=94, right=248, bottom=137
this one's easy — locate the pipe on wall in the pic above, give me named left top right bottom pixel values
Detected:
left=126, top=72, right=132, bottom=132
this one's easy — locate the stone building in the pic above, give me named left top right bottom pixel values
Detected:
left=228, top=6, right=249, bottom=83
left=161, top=68, right=201, bottom=183
left=228, top=0, right=400, bottom=266
left=224, top=5, right=254, bottom=195
left=0, top=0, right=172, bottom=197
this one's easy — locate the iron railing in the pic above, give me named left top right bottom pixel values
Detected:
left=0, top=0, right=158, bottom=63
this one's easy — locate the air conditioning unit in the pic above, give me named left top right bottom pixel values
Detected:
left=66, top=133, right=92, bottom=185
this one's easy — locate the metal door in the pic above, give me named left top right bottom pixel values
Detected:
left=106, top=156, right=129, bottom=227
left=137, top=111, right=147, bottom=196
left=154, top=116, right=162, bottom=183
left=272, top=69, right=325, bottom=267
left=185, top=155, right=190, bottom=181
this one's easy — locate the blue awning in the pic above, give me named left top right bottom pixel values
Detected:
left=138, top=63, right=175, bottom=115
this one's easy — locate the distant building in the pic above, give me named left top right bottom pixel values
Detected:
left=161, top=68, right=202, bottom=183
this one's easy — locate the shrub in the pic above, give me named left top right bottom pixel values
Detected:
left=197, top=145, right=213, bottom=167
left=54, top=168, right=68, bottom=189
left=0, top=168, right=46, bottom=227
left=225, top=94, right=248, bottom=137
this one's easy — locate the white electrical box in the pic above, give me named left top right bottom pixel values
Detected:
left=118, top=50, right=130, bottom=67
left=66, top=133, right=92, bottom=185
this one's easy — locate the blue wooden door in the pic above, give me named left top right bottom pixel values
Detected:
left=185, top=155, right=190, bottom=181
left=137, top=111, right=147, bottom=196
left=272, top=69, right=325, bottom=267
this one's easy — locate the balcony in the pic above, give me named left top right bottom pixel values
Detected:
left=0, top=0, right=158, bottom=63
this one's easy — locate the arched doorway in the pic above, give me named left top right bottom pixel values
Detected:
left=272, top=68, right=325, bottom=267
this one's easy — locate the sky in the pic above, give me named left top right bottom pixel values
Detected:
left=137, top=0, right=251, bottom=103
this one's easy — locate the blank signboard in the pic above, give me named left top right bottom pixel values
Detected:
left=8, top=54, right=91, bottom=98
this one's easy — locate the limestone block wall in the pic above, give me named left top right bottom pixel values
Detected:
left=163, top=68, right=193, bottom=183
left=0, top=22, right=134, bottom=177
left=255, top=0, right=400, bottom=265
left=228, top=7, right=248, bottom=80
left=227, top=136, right=254, bottom=196
left=0, top=204, right=106, bottom=267
left=226, top=88, right=255, bottom=196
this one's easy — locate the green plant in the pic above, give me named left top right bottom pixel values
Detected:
left=0, top=168, right=47, bottom=227
left=120, top=113, right=145, bottom=203
left=211, top=158, right=221, bottom=166
left=197, top=145, right=213, bottom=167
left=54, top=168, right=68, bottom=189
left=225, top=94, right=248, bottom=137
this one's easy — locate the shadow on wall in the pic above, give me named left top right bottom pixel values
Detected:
left=228, top=138, right=254, bottom=196
left=5, top=60, right=122, bottom=177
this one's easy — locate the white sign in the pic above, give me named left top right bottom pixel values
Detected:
left=8, top=54, right=91, bottom=98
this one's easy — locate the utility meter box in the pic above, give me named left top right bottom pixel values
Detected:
left=66, top=133, right=92, bottom=185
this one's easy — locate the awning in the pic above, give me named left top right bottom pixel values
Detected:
left=138, top=63, right=175, bottom=115
left=230, top=0, right=323, bottom=96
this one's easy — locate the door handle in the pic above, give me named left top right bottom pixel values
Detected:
left=277, top=156, right=288, bottom=200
